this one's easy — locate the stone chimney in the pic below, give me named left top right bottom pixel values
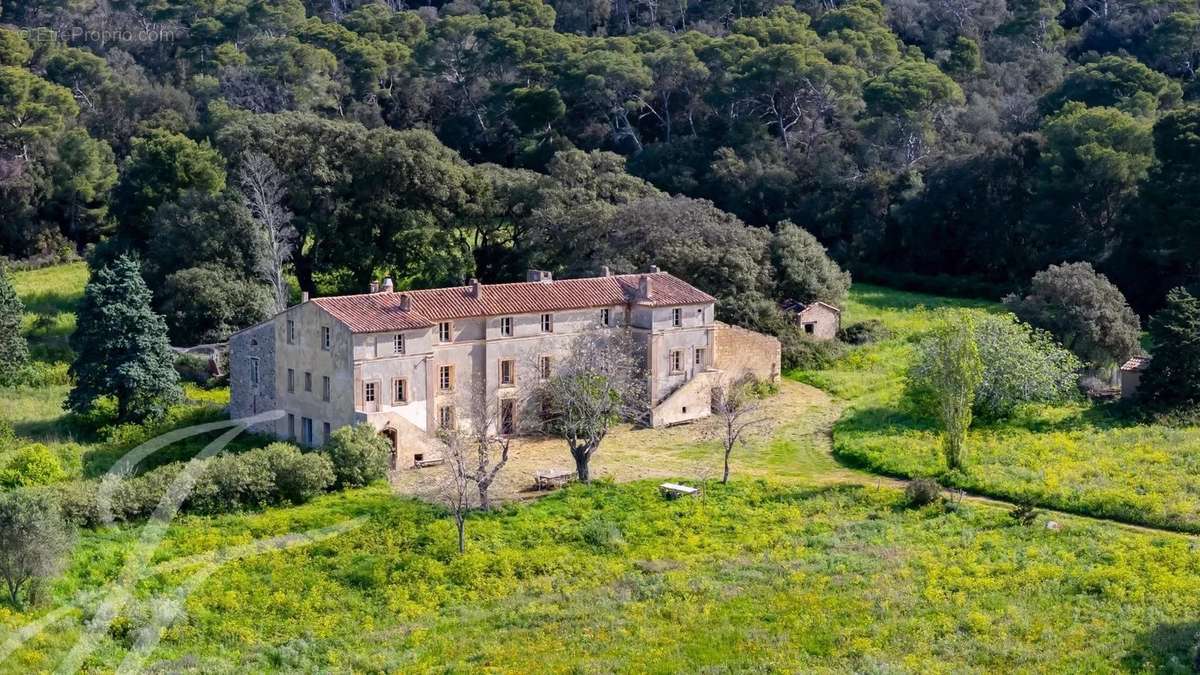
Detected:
left=469, top=278, right=482, bottom=299
left=648, top=265, right=660, bottom=274
left=399, top=293, right=412, bottom=311
left=382, top=277, right=395, bottom=293
left=301, top=291, right=310, bottom=303
left=638, top=275, right=654, bottom=300
left=527, top=269, right=553, bottom=283
left=369, top=280, right=380, bottom=293
left=601, top=265, right=611, bottom=277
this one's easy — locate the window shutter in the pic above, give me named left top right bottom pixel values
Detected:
left=355, top=379, right=363, bottom=408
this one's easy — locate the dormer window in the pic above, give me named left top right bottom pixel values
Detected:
left=500, top=316, right=514, bottom=337
left=672, top=308, right=682, bottom=327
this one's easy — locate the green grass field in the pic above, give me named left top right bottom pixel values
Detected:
left=798, top=284, right=1200, bottom=533
left=6, top=268, right=1200, bottom=672
left=3, top=482, right=1200, bottom=672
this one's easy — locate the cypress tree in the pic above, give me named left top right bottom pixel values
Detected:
left=0, top=265, right=30, bottom=384
left=66, top=255, right=182, bottom=422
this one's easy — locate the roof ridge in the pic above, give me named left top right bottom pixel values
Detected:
left=311, top=271, right=667, bottom=302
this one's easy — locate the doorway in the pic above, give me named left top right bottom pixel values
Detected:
left=500, top=399, right=516, bottom=435
left=381, top=427, right=399, bottom=470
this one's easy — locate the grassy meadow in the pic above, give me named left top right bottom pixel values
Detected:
left=5, top=481, right=1200, bottom=672
left=797, top=284, right=1200, bottom=533
left=5, top=267, right=1200, bottom=671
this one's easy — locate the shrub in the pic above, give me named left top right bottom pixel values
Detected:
left=905, top=479, right=942, bottom=507
left=323, top=424, right=391, bottom=488
left=580, top=518, right=626, bottom=552
left=189, top=451, right=275, bottom=515
left=838, top=320, right=890, bottom=345
left=781, top=330, right=847, bottom=370
left=259, top=443, right=335, bottom=504
left=1010, top=500, right=1041, bottom=525
left=174, top=353, right=213, bottom=385
left=0, top=444, right=66, bottom=489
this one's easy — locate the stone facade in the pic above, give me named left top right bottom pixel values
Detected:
left=713, top=322, right=782, bottom=384
left=229, top=270, right=782, bottom=466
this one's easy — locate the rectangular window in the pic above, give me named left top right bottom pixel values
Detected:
left=438, top=322, right=452, bottom=343
left=540, top=313, right=553, bottom=333
left=670, top=350, right=683, bottom=373
left=438, top=405, right=455, bottom=430
left=321, top=326, right=331, bottom=350
left=393, top=333, right=405, bottom=354
left=304, top=372, right=312, bottom=392
left=672, top=307, right=682, bottom=327
left=287, top=368, right=295, bottom=393
left=804, top=322, right=816, bottom=335
left=539, top=355, right=552, bottom=380
left=322, top=376, right=331, bottom=402
left=323, top=422, right=331, bottom=443
left=500, top=316, right=513, bottom=337
left=250, top=358, right=259, bottom=385
left=302, top=417, right=313, bottom=446
left=695, top=348, right=706, bottom=367
left=499, top=359, right=515, bottom=386
left=364, top=381, right=377, bottom=403
left=287, top=413, right=295, bottom=439
left=393, top=378, right=408, bottom=404
left=601, top=308, right=610, bottom=326
left=439, top=365, right=454, bottom=392
left=287, top=320, right=295, bottom=344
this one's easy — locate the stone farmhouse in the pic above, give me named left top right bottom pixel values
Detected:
left=229, top=268, right=780, bottom=467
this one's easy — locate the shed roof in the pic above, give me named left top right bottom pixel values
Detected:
left=1120, top=355, right=1152, bottom=372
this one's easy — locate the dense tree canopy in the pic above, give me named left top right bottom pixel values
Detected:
left=0, top=0, right=1196, bottom=343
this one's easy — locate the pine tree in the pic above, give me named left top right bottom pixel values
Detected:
left=0, top=265, right=30, bottom=384
left=66, top=255, right=182, bottom=422
left=1141, top=287, right=1200, bottom=410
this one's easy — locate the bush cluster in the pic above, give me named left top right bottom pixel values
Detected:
left=59, top=443, right=334, bottom=526
left=0, top=444, right=66, bottom=489
left=905, top=479, right=942, bottom=507
left=838, top=320, right=891, bottom=345
left=781, top=331, right=847, bottom=370
left=323, top=424, right=392, bottom=488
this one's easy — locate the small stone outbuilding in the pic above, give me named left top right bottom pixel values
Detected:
left=781, top=300, right=842, bottom=341
left=1120, top=355, right=1152, bottom=400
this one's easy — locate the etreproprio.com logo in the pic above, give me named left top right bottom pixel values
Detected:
left=19, top=25, right=185, bottom=47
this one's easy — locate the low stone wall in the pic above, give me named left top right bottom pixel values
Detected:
left=714, top=322, right=781, bottom=383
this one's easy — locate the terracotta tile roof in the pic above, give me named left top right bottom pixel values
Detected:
left=1120, top=355, right=1152, bottom=372
left=781, top=299, right=842, bottom=314
left=312, top=272, right=715, bottom=334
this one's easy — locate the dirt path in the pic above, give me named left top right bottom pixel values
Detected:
left=393, top=379, right=1197, bottom=539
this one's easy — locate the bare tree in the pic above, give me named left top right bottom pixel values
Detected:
left=434, top=430, right=475, bottom=554
left=238, top=152, right=297, bottom=314
left=710, top=376, right=769, bottom=484
left=460, top=381, right=513, bottom=510
left=531, top=329, right=646, bottom=483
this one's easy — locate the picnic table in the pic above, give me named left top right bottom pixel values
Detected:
left=534, top=468, right=575, bottom=491
left=659, top=482, right=700, bottom=499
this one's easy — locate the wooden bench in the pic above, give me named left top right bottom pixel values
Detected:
left=533, top=469, right=575, bottom=491
left=660, top=482, right=700, bottom=499
left=414, top=457, right=445, bottom=469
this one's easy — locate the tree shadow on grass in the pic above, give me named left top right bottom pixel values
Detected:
left=1122, top=621, right=1200, bottom=672
left=850, top=283, right=1001, bottom=313
left=19, top=288, right=82, bottom=317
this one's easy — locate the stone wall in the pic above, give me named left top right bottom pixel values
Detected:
left=714, top=322, right=781, bottom=384
left=228, top=322, right=277, bottom=435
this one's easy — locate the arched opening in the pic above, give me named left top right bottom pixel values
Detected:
left=380, top=427, right=399, bottom=470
